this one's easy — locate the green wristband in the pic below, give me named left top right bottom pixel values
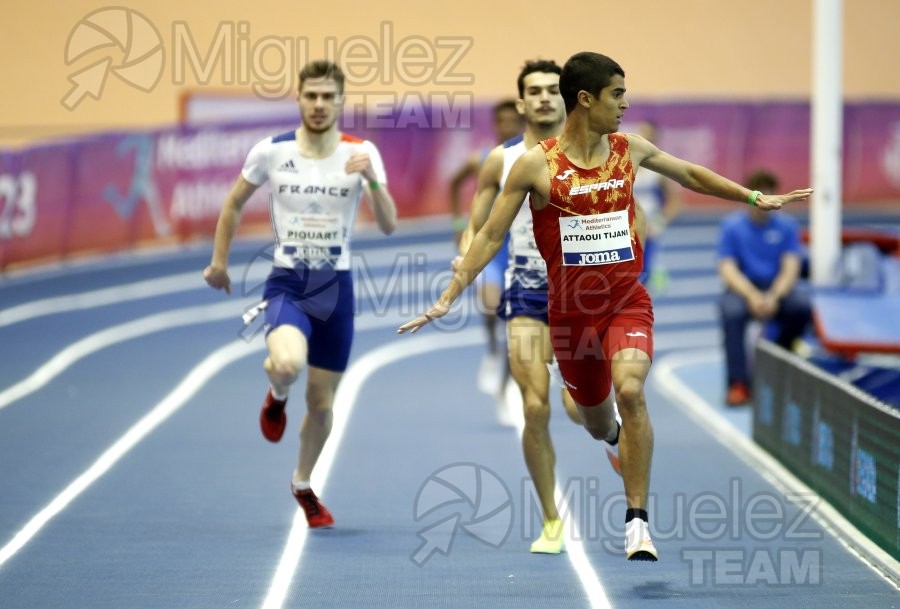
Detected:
left=368, top=180, right=380, bottom=190
left=747, top=190, right=761, bottom=206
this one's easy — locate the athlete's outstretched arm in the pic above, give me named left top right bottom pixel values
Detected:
left=629, top=135, right=812, bottom=210
left=399, top=148, right=543, bottom=334
left=203, top=175, right=259, bottom=295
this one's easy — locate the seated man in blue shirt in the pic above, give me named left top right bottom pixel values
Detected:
left=717, top=170, right=812, bottom=405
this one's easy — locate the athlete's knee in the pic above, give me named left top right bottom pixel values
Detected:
left=267, top=355, right=304, bottom=385
left=521, top=394, right=550, bottom=427
left=305, top=384, right=336, bottom=415
left=616, top=377, right=646, bottom=412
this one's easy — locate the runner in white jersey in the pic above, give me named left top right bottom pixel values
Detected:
left=204, top=61, right=397, bottom=528
left=448, top=100, right=524, bottom=401
left=458, top=60, right=598, bottom=555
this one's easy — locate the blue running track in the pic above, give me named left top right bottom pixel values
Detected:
left=0, top=214, right=898, bottom=608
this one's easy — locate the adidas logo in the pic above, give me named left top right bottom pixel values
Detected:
left=277, top=159, right=299, bottom=173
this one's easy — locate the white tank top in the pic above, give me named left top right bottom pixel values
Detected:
left=500, top=137, right=548, bottom=290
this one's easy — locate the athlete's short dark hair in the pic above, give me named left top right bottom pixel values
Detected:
left=560, top=52, right=625, bottom=114
left=299, top=60, right=345, bottom=94
left=516, top=59, right=563, bottom=98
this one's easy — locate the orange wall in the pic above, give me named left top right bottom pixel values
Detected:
left=3, top=0, right=899, bottom=147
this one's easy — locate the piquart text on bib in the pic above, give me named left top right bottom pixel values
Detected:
left=278, top=214, right=344, bottom=269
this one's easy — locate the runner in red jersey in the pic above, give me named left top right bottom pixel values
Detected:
left=534, top=133, right=654, bottom=409
left=400, top=52, right=812, bottom=561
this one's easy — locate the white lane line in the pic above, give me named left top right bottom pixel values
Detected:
left=0, top=338, right=265, bottom=570
left=259, top=329, right=484, bottom=609
left=556, top=499, right=614, bottom=609
left=0, top=300, right=253, bottom=411
left=0, top=271, right=224, bottom=329
left=0, top=282, right=461, bottom=413
left=0, top=241, right=452, bottom=329
left=0, top=313, right=415, bottom=572
left=653, top=349, right=900, bottom=590
left=503, top=386, right=613, bottom=609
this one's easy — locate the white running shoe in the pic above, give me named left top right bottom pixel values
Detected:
left=478, top=352, right=503, bottom=395
left=495, top=391, right=516, bottom=428
left=496, top=377, right=523, bottom=428
left=624, top=518, right=658, bottom=561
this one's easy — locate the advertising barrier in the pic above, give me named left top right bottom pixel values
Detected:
left=753, top=340, right=900, bottom=562
left=1, top=101, right=899, bottom=270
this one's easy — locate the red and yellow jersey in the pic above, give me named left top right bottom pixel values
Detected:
left=532, top=134, right=644, bottom=309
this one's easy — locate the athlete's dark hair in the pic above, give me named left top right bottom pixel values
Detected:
left=560, top=52, right=625, bottom=114
left=298, top=60, right=345, bottom=94
left=516, top=59, right=563, bottom=98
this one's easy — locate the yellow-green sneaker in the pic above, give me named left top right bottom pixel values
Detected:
left=530, top=518, right=564, bottom=554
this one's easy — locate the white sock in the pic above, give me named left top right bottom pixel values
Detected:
left=271, top=387, right=288, bottom=401
left=292, top=479, right=310, bottom=491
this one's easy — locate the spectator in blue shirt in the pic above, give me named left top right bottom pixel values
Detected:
left=717, top=170, right=811, bottom=405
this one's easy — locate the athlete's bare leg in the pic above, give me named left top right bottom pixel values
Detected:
left=576, top=388, right=617, bottom=441
left=610, top=348, right=652, bottom=510
left=508, top=316, right=558, bottom=521
left=561, top=388, right=583, bottom=424
left=294, top=366, right=343, bottom=483
left=264, top=326, right=342, bottom=483
left=480, top=282, right=503, bottom=355
left=264, top=325, right=308, bottom=396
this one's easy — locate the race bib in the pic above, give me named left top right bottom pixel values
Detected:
left=279, top=214, right=344, bottom=268
left=559, top=211, right=634, bottom=266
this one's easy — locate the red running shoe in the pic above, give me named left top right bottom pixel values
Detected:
left=725, top=381, right=751, bottom=406
left=292, top=487, right=335, bottom=528
left=259, top=389, right=287, bottom=442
